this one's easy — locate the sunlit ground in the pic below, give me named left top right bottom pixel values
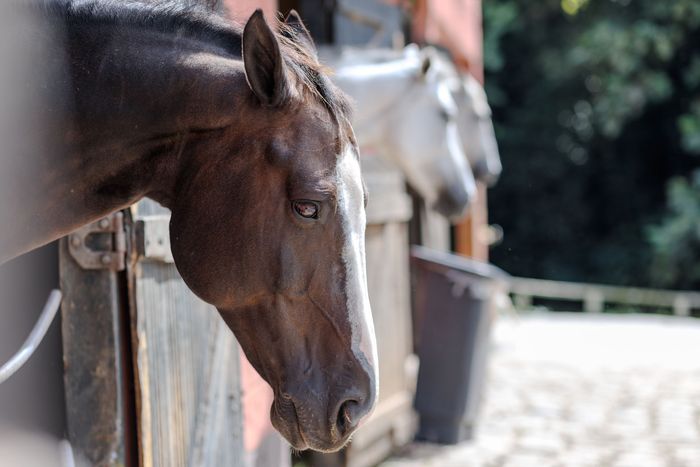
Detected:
left=383, top=311, right=700, bottom=467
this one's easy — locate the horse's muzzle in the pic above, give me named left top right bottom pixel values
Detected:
left=473, top=157, right=502, bottom=187
left=434, top=183, right=473, bottom=220
left=271, top=375, right=375, bottom=452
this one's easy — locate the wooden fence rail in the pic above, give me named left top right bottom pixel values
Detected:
left=510, top=277, right=700, bottom=317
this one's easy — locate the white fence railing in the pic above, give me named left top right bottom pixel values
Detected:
left=510, top=277, right=700, bottom=317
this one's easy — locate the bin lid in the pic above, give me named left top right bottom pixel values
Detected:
left=411, top=245, right=511, bottom=285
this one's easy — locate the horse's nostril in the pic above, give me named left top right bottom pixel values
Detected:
left=337, top=402, right=347, bottom=434
left=335, top=399, right=360, bottom=437
left=434, top=186, right=471, bottom=220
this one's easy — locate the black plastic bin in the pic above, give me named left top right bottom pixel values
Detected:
left=411, top=246, right=509, bottom=444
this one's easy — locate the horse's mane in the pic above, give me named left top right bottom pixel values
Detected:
left=43, top=0, right=351, bottom=123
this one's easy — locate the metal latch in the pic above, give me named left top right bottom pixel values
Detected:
left=68, top=212, right=126, bottom=271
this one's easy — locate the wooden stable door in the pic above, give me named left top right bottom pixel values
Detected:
left=60, top=203, right=246, bottom=467
left=129, top=200, right=245, bottom=467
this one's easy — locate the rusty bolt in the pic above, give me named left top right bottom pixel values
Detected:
left=70, top=235, right=81, bottom=247
left=98, top=218, right=110, bottom=230
left=100, top=254, right=112, bottom=265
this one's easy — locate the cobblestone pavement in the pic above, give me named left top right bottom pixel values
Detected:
left=382, top=312, right=700, bottom=467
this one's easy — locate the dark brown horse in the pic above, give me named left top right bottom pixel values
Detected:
left=0, top=1, right=377, bottom=452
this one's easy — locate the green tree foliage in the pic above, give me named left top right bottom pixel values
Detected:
left=484, top=0, right=700, bottom=288
left=648, top=173, right=700, bottom=289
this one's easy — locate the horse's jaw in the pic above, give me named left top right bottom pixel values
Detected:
left=223, top=293, right=377, bottom=453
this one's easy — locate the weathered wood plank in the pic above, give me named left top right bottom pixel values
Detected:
left=60, top=233, right=131, bottom=466
left=415, top=202, right=451, bottom=252
left=130, top=199, right=244, bottom=467
left=363, top=159, right=413, bottom=224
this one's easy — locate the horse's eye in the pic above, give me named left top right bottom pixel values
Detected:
left=292, top=200, right=320, bottom=219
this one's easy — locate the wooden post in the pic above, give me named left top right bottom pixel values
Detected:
left=454, top=0, right=486, bottom=261
left=583, top=289, right=604, bottom=313
left=455, top=183, right=489, bottom=261
left=513, top=294, right=532, bottom=311
left=673, top=296, right=691, bottom=317
left=413, top=0, right=487, bottom=260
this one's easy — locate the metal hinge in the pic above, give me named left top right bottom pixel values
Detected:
left=68, top=212, right=126, bottom=271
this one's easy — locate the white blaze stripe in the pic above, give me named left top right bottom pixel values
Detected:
left=337, top=146, right=379, bottom=399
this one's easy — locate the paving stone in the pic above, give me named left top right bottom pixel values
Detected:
left=499, top=452, right=556, bottom=467
left=607, top=407, right=650, bottom=437
left=564, top=445, right=607, bottom=467
left=671, top=445, right=700, bottom=467
left=383, top=314, right=700, bottom=467
left=655, top=400, right=698, bottom=441
left=506, top=415, right=552, bottom=433
left=515, top=433, right=565, bottom=455
left=612, top=450, right=666, bottom=467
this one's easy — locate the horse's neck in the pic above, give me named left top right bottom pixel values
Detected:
left=0, top=6, right=247, bottom=263
left=333, top=61, right=417, bottom=146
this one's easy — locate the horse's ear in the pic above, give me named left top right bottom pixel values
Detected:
left=242, top=9, right=289, bottom=106
left=283, top=10, right=317, bottom=57
left=403, top=43, right=420, bottom=57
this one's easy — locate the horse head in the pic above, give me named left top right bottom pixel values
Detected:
left=390, top=56, right=477, bottom=219
left=456, top=74, right=502, bottom=185
left=419, top=47, right=502, bottom=186
left=168, top=11, right=377, bottom=452
left=331, top=52, right=476, bottom=221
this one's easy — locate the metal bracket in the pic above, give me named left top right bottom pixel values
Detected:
left=134, top=215, right=174, bottom=263
left=68, top=212, right=126, bottom=271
